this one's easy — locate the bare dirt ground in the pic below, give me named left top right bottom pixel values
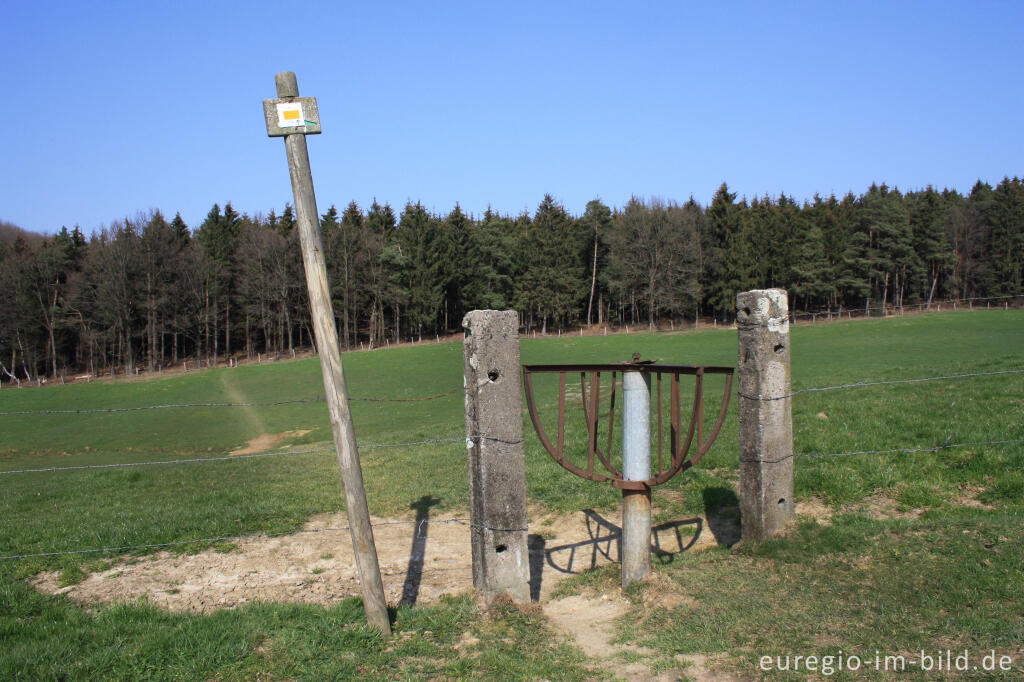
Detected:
left=543, top=583, right=744, bottom=680
left=31, top=496, right=903, bottom=679
left=32, top=505, right=734, bottom=614
left=31, top=504, right=745, bottom=679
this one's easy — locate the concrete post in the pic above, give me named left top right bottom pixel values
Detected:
left=736, top=289, right=795, bottom=542
left=621, top=370, right=652, bottom=587
left=463, top=310, right=531, bottom=602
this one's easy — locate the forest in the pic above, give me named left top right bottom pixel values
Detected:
left=1, top=177, right=1021, bottom=383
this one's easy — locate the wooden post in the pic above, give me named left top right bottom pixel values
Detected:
left=463, top=310, right=531, bottom=602
left=736, top=289, right=795, bottom=542
left=266, top=72, right=390, bottom=635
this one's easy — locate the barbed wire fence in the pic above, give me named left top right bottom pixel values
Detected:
left=736, top=367, right=1024, bottom=459
left=0, top=517, right=537, bottom=562
left=552, top=292, right=1024, bottom=337
left=790, top=292, right=1024, bottom=322
left=1, top=362, right=1021, bottom=562
left=0, top=380, right=473, bottom=562
left=0, top=386, right=461, bottom=417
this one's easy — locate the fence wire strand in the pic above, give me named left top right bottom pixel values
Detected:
left=0, top=517, right=531, bottom=562
left=795, top=438, right=1024, bottom=461
left=0, top=435, right=528, bottom=476
left=0, top=388, right=460, bottom=417
left=791, top=293, right=1024, bottom=320
left=0, top=447, right=334, bottom=475
left=737, top=368, right=1024, bottom=402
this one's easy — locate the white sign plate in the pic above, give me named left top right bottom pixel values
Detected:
left=277, top=102, right=305, bottom=128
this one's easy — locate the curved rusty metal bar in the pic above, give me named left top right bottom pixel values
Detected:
left=523, top=369, right=612, bottom=483
left=523, top=361, right=734, bottom=490
left=579, top=372, right=621, bottom=479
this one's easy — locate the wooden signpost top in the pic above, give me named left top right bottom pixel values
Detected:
left=264, top=71, right=390, bottom=636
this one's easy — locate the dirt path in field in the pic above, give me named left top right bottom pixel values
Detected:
left=32, top=505, right=737, bottom=614
left=219, top=372, right=265, bottom=441
left=230, top=430, right=311, bottom=456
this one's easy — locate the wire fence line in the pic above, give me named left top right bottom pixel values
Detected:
left=0, top=398, right=327, bottom=416
left=0, top=516, right=533, bottom=562
left=0, top=387, right=461, bottom=417
left=742, top=438, right=1024, bottom=464
left=0, top=434, right=536, bottom=476
left=736, top=368, right=1024, bottom=402
left=795, top=438, right=1024, bottom=461
left=0, top=447, right=335, bottom=475
left=791, top=293, right=1024, bottom=320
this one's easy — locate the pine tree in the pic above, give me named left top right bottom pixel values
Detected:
left=703, top=183, right=744, bottom=319
left=398, top=202, right=445, bottom=340
left=515, top=194, right=585, bottom=332
left=140, top=210, right=187, bottom=370
left=990, top=177, right=1024, bottom=296
left=195, top=203, right=241, bottom=363
left=337, top=202, right=363, bottom=348
left=170, top=213, right=190, bottom=246
left=580, top=199, right=612, bottom=326
left=906, top=187, right=955, bottom=305
left=435, top=204, right=472, bottom=331
left=462, top=208, right=517, bottom=311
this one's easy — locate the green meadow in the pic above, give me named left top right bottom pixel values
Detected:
left=1, top=311, right=1022, bottom=680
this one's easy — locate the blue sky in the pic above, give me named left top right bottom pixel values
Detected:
left=3, top=1, right=1022, bottom=235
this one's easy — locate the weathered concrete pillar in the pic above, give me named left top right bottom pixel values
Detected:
left=736, top=289, right=795, bottom=542
left=463, top=310, right=531, bottom=602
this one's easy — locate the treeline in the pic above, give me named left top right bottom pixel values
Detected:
left=1, top=178, right=1022, bottom=383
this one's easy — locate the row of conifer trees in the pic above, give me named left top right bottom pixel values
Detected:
left=1, top=177, right=1021, bottom=382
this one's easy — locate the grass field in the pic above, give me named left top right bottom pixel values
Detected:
left=1, top=311, right=1022, bottom=679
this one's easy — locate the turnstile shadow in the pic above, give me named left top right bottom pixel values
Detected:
left=528, top=509, right=710, bottom=600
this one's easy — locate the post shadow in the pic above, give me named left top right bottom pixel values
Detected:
left=400, top=494, right=440, bottom=607
left=527, top=534, right=546, bottom=601
left=702, top=487, right=741, bottom=547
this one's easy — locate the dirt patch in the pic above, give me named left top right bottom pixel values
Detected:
left=543, top=593, right=633, bottom=657
left=231, top=430, right=311, bottom=456
left=673, top=654, right=744, bottom=681
left=543, top=593, right=672, bottom=680
left=32, top=505, right=735, bottom=615
left=796, top=498, right=834, bottom=525
left=860, top=495, right=922, bottom=520
left=953, top=485, right=997, bottom=510
left=640, top=572, right=701, bottom=611
left=542, top=587, right=736, bottom=681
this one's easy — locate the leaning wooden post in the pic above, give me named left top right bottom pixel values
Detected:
left=463, top=310, right=531, bottom=602
left=736, top=289, right=795, bottom=542
left=264, top=72, right=390, bottom=634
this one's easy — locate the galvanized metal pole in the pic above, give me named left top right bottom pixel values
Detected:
left=270, top=71, right=391, bottom=635
left=621, top=369, right=651, bottom=586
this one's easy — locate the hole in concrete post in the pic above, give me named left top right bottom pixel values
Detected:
left=487, top=370, right=500, bottom=382
left=774, top=343, right=785, bottom=353
left=494, top=544, right=507, bottom=553
left=778, top=498, right=786, bottom=505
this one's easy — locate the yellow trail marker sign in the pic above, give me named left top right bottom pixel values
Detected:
left=263, top=96, right=321, bottom=136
